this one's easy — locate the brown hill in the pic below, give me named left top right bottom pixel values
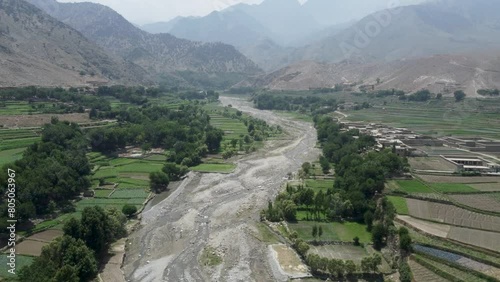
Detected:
left=248, top=53, right=500, bottom=97
left=27, top=0, right=261, bottom=78
left=0, top=0, right=149, bottom=87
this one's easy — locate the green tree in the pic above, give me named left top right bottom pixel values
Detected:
left=122, top=204, right=138, bottom=217
left=318, top=225, right=323, bottom=239
left=149, top=171, right=170, bottom=193
left=345, top=260, right=357, bottom=275
left=312, top=225, right=318, bottom=240
left=371, top=223, right=386, bottom=250
left=54, top=265, right=79, bottom=282
left=19, top=236, right=98, bottom=282
left=454, top=90, right=466, bottom=102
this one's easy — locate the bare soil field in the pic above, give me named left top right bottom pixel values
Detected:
left=397, top=215, right=450, bottom=238
left=0, top=113, right=90, bottom=127
left=448, top=227, right=500, bottom=253
left=449, top=194, right=500, bottom=213
left=99, top=238, right=126, bottom=282
left=406, top=198, right=500, bottom=232
left=16, top=240, right=48, bottom=256
left=270, top=244, right=309, bottom=278
left=15, top=229, right=64, bottom=256
left=308, top=245, right=367, bottom=263
left=122, top=97, right=320, bottom=282
left=27, top=229, right=63, bottom=242
left=409, top=157, right=457, bottom=171
left=409, top=257, right=448, bottom=282
left=416, top=174, right=500, bottom=184
left=469, top=183, right=500, bottom=192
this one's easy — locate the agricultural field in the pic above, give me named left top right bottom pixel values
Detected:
left=387, top=196, right=409, bottom=215
left=308, top=245, right=367, bottom=263
left=394, top=180, right=434, bottom=193
left=413, top=254, right=489, bottom=282
left=414, top=245, right=500, bottom=277
left=449, top=193, right=500, bottom=213
left=344, top=99, right=500, bottom=138
left=270, top=244, right=309, bottom=276
left=0, top=255, right=34, bottom=279
left=416, top=174, right=500, bottom=185
left=406, top=225, right=500, bottom=267
left=287, top=221, right=371, bottom=243
left=304, top=179, right=335, bottom=192
left=408, top=157, right=457, bottom=172
left=406, top=198, right=500, bottom=232
left=15, top=229, right=64, bottom=256
left=409, top=258, right=449, bottom=282
left=429, top=183, right=478, bottom=193
left=397, top=215, right=451, bottom=238
left=190, top=163, right=236, bottom=173
left=448, top=227, right=500, bottom=253
left=0, top=113, right=90, bottom=127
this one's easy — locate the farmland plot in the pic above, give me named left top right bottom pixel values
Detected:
left=416, top=174, right=500, bottom=184
left=449, top=194, right=500, bottom=213
left=308, top=245, right=367, bottom=263
left=409, top=258, right=449, bottom=282
left=448, top=227, right=500, bottom=253
left=409, top=157, right=457, bottom=171
left=414, top=254, right=488, bottom=282
left=414, top=245, right=500, bottom=276
left=406, top=198, right=500, bottom=232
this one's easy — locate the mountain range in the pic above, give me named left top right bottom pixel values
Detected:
left=1, top=0, right=261, bottom=88
left=0, top=0, right=149, bottom=87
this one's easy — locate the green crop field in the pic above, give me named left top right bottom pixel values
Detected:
left=94, top=189, right=113, bottom=198
left=110, top=188, right=149, bottom=199
left=191, top=163, right=236, bottom=173
left=0, top=147, right=26, bottom=166
left=0, top=255, right=34, bottom=278
left=396, top=180, right=434, bottom=193
left=305, top=179, right=334, bottom=191
left=345, top=99, right=500, bottom=138
left=288, top=221, right=371, bottom=243
left=388, top=196, right=409, bottom=215
left=429, top=183, right=478, bottom=193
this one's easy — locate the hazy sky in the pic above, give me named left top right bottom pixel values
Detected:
left=58, top=0, right=265, bottom=24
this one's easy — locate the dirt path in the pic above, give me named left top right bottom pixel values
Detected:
left=122, top=97, right=320, bottom=282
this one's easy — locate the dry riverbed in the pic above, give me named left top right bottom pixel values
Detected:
left=122, top=97, right=320, bottom=282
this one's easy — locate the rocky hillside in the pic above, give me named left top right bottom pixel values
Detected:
left=246, top=53, right=500, bottom=97
left=27, top=0, right=261, bottom=78
left=0, top=0, right=149, bottom=87
left=295, top=0, right=500, bottom=64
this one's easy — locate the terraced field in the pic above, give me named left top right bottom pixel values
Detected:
left=449, top=193, right=500, bottom=213
left=448, top=227, right=500, bottom=253
left=406, top=198, right=500, bottom=232
left=409, top=258, right=449, bottom=282
left=414, top=254, right=488, bottom=282
left=308, top=245, right=367, bottom=263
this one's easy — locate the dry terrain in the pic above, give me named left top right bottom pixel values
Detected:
left=122, top=97, right=320, bottom=282
left=0, top=113, right=90, bottom=128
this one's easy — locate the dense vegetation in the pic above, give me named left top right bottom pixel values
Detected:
left=477, top=88, right=500, bottom=96
left=253, top=94, right=337, bottom=115
left=88, top=104, right=222, bottom=166
left=0, top=119, right=91, bottom=223
left=19, top=206, right=126, bottom=282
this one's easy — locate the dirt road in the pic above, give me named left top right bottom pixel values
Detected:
left=122, top=97, right=320, bottom=282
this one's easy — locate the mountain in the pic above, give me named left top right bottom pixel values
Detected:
left=302, top=0, right=427, bottom=26
left=0, top=0, right=149, bottom=87
left=245, top=52, right=500, bottom=97
left=295, top=0, right=500, bottom=64
left=27, top=0, right=261, bottom=87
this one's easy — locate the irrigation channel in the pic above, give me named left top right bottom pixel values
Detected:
left=122, top=97, right=321, bottom=282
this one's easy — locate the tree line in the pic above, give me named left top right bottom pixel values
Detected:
left=18, top=206, right=127, bottom=282
left=253, top=94, right=337, bottom=115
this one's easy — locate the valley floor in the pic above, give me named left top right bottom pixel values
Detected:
left=122, top=97, right=320, bottom=281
